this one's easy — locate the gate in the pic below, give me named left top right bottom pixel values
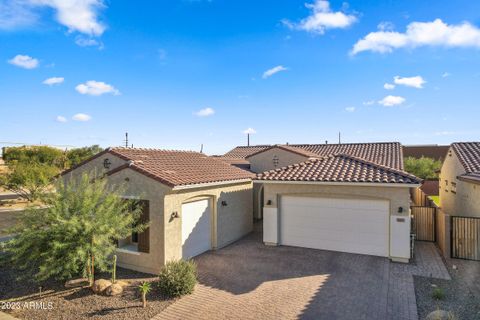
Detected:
left=411, top=206, right=436, bottom=242
left=451, top=216, right=480, bottom=261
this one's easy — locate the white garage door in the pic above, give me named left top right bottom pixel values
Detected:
left=181, top=199, right=212, bottom=259
left=281, top=196, right=389, bottom=257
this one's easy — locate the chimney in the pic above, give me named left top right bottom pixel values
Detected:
left=247, top=133, right=250, bottom=146
left=325, top=140, right=328, bottom=144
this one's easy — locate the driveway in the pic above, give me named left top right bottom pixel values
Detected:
left=155, top=224, right=449, bottom=320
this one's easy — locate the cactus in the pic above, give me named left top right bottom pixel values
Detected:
left=112, top=255, right=117, bottom=284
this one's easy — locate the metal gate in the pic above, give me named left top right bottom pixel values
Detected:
left=451, top=216, right=480, bottom=261
left=411, top=206, right=436, bottom=242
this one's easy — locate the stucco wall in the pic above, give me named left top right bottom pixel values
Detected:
left=65, top=152, right=127, bottom=179
left=440, top=149, right=480, bottom=217
left=107, top=169, right=171, bottom=274
left=262, top=183, right=411, bottom=217
left=163, top=181, right=253, bottom=262
left=248, top=148, right=308, bottom=173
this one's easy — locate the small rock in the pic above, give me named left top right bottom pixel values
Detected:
left=452, top=265, right=457, bottom=270
left=106, top=283, right=123, bottom=296
left=92, top=279, right=112, bottom=294
left=425, top=310, right=455, bottom=320
left=115, top=280, right=129, bottom=288
left=65, top=278, right=89, bottom=288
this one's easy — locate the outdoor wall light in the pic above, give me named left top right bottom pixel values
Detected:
left=398, top=207, right=403, bottom=213
left=221, top=201, right=228, bottom=207
left=171, top=211, right=179, bottom=219
left=266, top=200, right=272, bottom=205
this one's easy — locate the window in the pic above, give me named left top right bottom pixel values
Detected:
left=451, top=182, right=457, bottom=194
left=118, top=199, right=150, bottom=253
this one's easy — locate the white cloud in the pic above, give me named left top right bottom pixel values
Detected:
left=352, top=19, right=480, bottom=55
left=362, top=100, right=375, bottom=106
left=394, top=76, right=426, bottom=88
left=8, top=54, right=39, bottom=69
left=383, top=83, right=395, bottom=90
left=0, top=0, right=38, bottom=30
left=442, top=72, right=451, bottom=78
left=43, top=77, right=64, bottom=85
left=378, top=95, right=406, bottom=107
left=56, top=115, right=67, bottom=123
left=345, top=107, right=355, bottom=112
left=194, top=107, right=215, bottom=117
left=283, top=0, right=357, bottom=35
left=75, top=80, right=119, bottom=96
left=29, top=0, right=106, bottom=36
left=243, top=128, right=256, bottom=134
left=72, top=113, right=91, bottom=121
left=75, top=36, right=102, bottom=48
left=262, top=65, right=288, bottom=79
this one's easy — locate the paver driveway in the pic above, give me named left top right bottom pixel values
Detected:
left=155, top=224, right=449, bottom=320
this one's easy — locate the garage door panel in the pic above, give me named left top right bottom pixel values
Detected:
left=281, top=196, right=389, bottom=257
left=182, top=199, right=212, bottom=259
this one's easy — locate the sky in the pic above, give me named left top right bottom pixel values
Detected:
left=1, top=0, right=480, bottom=155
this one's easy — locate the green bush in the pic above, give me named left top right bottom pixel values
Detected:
left=158, top=260, right=197, bottom=297
left=432, top=287, right=445, bottom=300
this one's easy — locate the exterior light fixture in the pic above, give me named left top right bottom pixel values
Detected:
left=221, top=201, right=228, bottom=207
left=103, top=158, right=112, bottom=169
left=266, top=200, right=272, bottom=205
left=398, top=207, right=403, bottom=213
left=171, top=211, right=179, bottom=219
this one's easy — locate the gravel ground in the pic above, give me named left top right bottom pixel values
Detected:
left=414, top=262, right=480, bottom=320
left=0, top=264, right=175, bottom=320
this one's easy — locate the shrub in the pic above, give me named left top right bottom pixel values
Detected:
left=158, top=260, right=197, bottom=297
left=432, top=287, right=445, bottom=300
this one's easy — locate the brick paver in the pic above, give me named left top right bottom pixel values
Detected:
left=154, top=226, right=449, bottom=320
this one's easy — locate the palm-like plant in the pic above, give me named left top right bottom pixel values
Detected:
left=138, top=282, right=152, bottom=308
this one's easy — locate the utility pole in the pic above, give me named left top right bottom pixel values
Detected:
left=124, top=132, right=129, bottom=148
left=247, top=133, right=250, bottom=146
left=338, top=132, right=341, bottom=144
left=200, top=144, right=203, bottom=153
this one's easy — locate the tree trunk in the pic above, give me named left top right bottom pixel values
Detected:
left=142, top=293, right=146, bottom=308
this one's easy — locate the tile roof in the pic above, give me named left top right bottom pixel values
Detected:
left=451, top=142, right=480, bottom=174
left=458, top=172, right=480, bottom=184
left=256, top=154, right=420, bottom=185
left=224, top=142, right=403, bottom=170
left=289, top=142, right=404, bottom=170
left=60, top=147, right=254, bottom=188
left=222, top=145, right=272, bottom=159
left=245, top=145, right=319, bottom=159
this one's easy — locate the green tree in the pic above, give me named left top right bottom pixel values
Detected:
left=0, top=163, right=59, bottom=201
left=3, top=146, right=64, bottom=168
left=404, top=156, right=442, bottom=180
left=3, top=173, right=146, bottom=284
left=66, top=145, right=103, bottom=168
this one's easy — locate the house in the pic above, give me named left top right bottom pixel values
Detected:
left=61, top=147, right=254, bottom=274
left=403, top=144, right=449, bottom=161
left=439, top=142, right=480, bottom=217
left=224, top=142, right=421, bottom=262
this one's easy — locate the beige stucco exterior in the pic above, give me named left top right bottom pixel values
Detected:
left=439, top=148, right=480, bottom=217
left=248, top=147, right=309, bottom=173
left=63, top=151, right=253, bottom=275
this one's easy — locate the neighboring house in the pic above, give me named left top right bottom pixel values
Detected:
left=61, top=147, right=254, bottom=274
left=439, top=142, right=480, bottom=217
left=403, top=144, right=449, bottom=161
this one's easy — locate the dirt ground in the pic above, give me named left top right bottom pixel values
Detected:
left=0, top=265, right=174, bottom=320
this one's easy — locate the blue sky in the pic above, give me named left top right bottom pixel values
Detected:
left=1, top=0, right=480, bottom=155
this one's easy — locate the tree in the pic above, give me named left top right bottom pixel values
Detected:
left=404, top=156, right=442, bottom=180
left=138, top=282, right=152, bottom=308
left=0, top=162, right=59, bottom=201
left=3, top=146, right=64, bottom=168
left=66, top=145, right=103, bottom=168
left=3, top=173, right=146, bottom=284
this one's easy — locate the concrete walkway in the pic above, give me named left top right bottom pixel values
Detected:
left=154, top=230, right=450, bottom=320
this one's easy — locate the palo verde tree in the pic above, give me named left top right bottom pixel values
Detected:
left=3, top=173, right=146, bottom=284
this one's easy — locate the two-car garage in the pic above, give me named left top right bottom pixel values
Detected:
left=280, top=196, right=390, bottom=257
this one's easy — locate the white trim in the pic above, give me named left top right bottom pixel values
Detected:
left=172, top=179, right=252, bottom=190
left=116, top=248, right=141, bottom=255
left=253, top=180, right=420, bottom=188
